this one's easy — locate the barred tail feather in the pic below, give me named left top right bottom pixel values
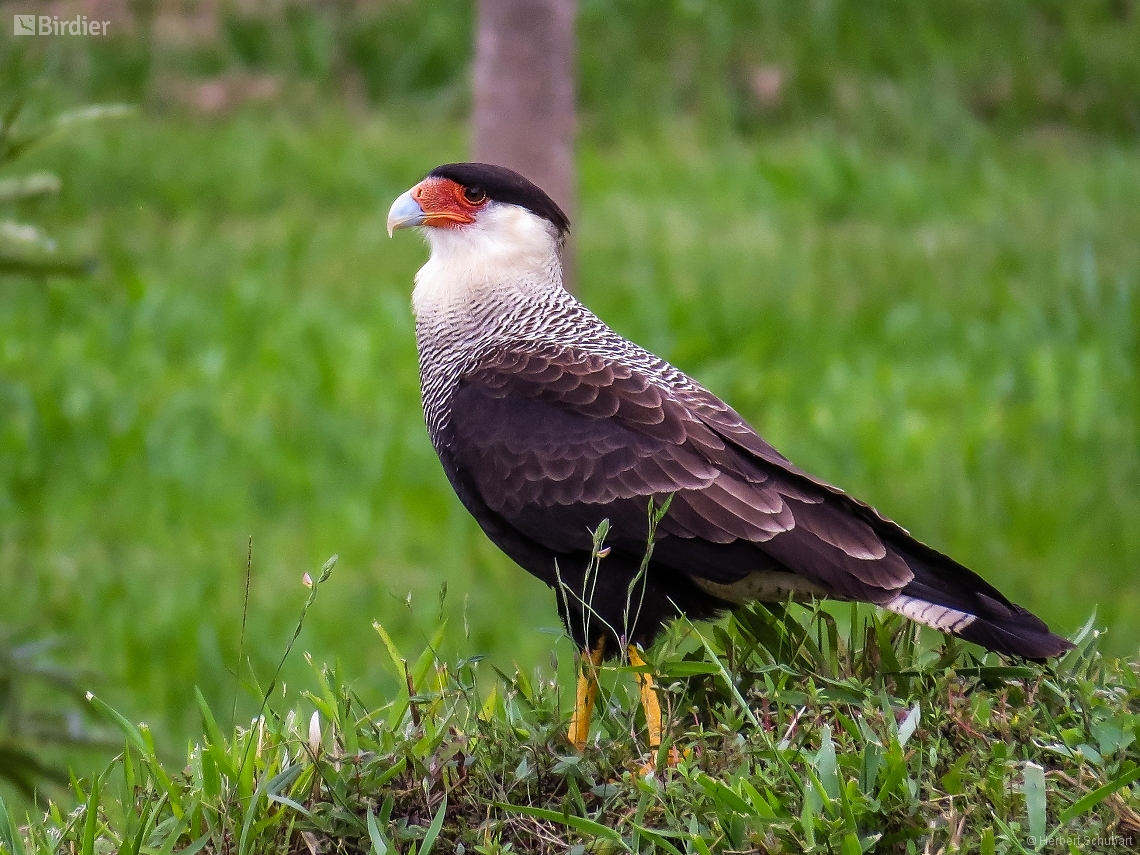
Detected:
left=888, top=550, right=1073, bottom=661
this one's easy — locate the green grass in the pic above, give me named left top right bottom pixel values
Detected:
left=2, top=589, right=1137, bottom=854
left=1, top=91, right=1138, bottom=786
left=34, top=1, right=1140, bottom=140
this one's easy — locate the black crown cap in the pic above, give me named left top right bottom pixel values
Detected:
left=428, top=162, right=571, bottom=236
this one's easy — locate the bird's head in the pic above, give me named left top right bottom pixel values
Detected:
left=388, top=163, right=570, bottom=313
left=387, top=162, right=569, bottom=240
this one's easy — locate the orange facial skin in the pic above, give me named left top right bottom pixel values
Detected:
left=411, top=177, right=486, bottom=229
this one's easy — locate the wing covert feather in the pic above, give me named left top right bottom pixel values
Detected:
left=444, top=342, right=915, bottom=597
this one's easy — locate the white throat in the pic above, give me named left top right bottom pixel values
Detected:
left=412, top=203, right=564, bottom=318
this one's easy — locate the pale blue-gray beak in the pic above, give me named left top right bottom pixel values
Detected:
left=387, top=189, right=426, bottom=237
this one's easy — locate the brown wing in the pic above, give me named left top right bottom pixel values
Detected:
left=443, top=342, right=913, bottom=601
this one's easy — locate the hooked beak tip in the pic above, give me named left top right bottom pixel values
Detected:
left=387, top=189, right=425, bottom=237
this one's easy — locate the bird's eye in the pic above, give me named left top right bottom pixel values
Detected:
left=463, top=186, right=487, bottom=204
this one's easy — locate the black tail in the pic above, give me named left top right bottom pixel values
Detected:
left=895, top=544, right=1074, bottom=661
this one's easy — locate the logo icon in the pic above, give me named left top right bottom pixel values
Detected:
left=13, top=14, right=35, bottom=35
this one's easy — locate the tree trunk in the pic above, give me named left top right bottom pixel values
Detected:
left=472, top=0, right=577, bottom=284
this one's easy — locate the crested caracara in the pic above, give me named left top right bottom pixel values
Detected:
left=387, top=163, right=1072, bottom=757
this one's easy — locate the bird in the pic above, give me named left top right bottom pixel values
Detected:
left=386, top=162, right=1073, bottom=757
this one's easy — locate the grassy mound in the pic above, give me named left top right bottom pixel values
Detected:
left=2, top=565, right=1136, bottom=855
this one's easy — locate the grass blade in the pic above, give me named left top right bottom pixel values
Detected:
left=0, top=796, right=27, bottom=855
left=1058, top=763, right=1140, bottom=824
left=631, top=825, right=685, bottom=855
left=366, top=805, right=390, bottom=855
left=897, top=703, right=921, bottom=749
left=493, top=802, right=629, bottom=849
left=1023, top=762, right=1047, bottom=844
left=79, top=776, right=99, bottom=855
left=694, top=773, right=753, bottom=815
left=86, top=693, right=147, bottom=754
left=152, top=815, right=189, bottom=855
left=178, top=831, right=212, bottom=855
left=124, top=794, right=167, bottom=855
left=680, top=614, right=759, bottom=727
left=419, top=795, right=447, bottom=855
left=237, top=773, right=269, bottom=855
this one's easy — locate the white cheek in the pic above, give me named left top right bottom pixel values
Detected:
left=412, top=205, right=560, bottom=317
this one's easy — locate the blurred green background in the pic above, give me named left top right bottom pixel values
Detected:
left=1, top=0, right=1137, bottom=783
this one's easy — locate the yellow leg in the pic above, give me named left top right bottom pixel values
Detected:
left=629, top=645, right=686, bottom=771
left=568, top=642, right=605, bottom=750
left=627, top=645, right=663, bottom=751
